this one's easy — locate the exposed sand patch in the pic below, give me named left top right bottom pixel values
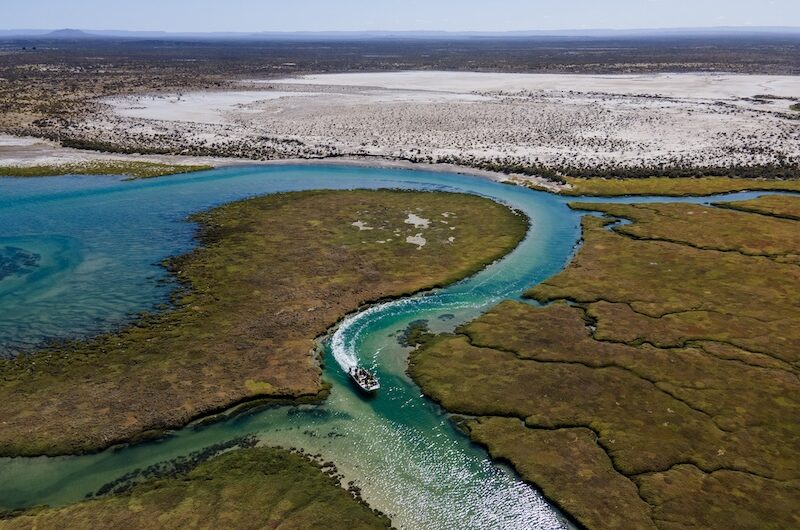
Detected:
left=404, top=213, right=431, bottom=229
left=106, top=91, right=326, bottom=125
left=0, top=134, right=257, bottom=169
left=406, top=234, right=427, bottom=249
left=351, top=221, right=374, bottom=231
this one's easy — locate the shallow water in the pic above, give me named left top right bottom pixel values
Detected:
left=0, top=165, right=779, bottom=528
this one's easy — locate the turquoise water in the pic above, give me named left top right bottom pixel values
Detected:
left=0, top=166, right=780, bottom=529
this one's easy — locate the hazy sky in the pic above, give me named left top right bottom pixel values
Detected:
left=4, top=0, right=799, bottom=32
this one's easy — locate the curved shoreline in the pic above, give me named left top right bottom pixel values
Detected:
left=0, top=188, right=529, bottom=459
left=2, top=165, right=796, bottom=528
left=0, top=132, right=564, bottom=192
left=408, top=197, right=800, bottom=529
left=5, top=133, right=800, bottom=198
left=63, top=230, right=531, bottom=461
left=0, top=166, right=574, bottom=530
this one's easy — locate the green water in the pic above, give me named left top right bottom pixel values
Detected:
left=0, top=165, right=780, bottom=528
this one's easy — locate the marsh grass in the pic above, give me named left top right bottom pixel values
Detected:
left=0, top=447, right=391, bottom=529
left=562, top=176, right=800, bottom=196
left=717, top=194, right=800, bottom=220
left=0, top=189, right=527, bottom=456
left=0, top=161, right=212, bottom=179
left=410, top=197, right=800, bottom=529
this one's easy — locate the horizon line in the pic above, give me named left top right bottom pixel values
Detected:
left=3, top=25, right=800, bottom=35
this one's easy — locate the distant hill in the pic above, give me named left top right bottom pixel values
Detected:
left=0, top=26, right=798, bottom=41
left=44, top=28, right=96, bottom=39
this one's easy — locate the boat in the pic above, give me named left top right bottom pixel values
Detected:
left=348, top=366, right=380, bottom=393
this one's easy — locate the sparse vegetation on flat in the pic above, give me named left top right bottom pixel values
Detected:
left=3, top=41, right=799, bottom=191
left=0, top=446, right=391, bottom=529
left=67, top=74, right=800, bottom=178
left=409, top=196, right=800, bottom=529
left=0, top=189, right=527, bottom=456
left=3, top=35, right=799, bottom=131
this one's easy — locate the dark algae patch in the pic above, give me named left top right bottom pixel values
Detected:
left=409, top=196, right=800, bottom=529
left=0, top=446, right=391, bottom=530
left=0, top=246, right=40, bottom=281
left=0, top=189, right=527, bottom=457
left=89, top=436, right=260, bottom=498
left=397, top=319, right=432, bottom=347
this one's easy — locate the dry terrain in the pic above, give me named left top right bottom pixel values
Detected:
left=3, top=65, right=800, bottom=194
left=62, top=71, right=800, bottom=179
left=409, top=195, right=800, bottom=529
left=2, top=37, right=799, bottom=190
left=4, top=34, right=799, bottom=132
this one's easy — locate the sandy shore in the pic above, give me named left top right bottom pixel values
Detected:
left=0, top=133, right=258, bottom=168
left=0, top=133, right=565, bottom=191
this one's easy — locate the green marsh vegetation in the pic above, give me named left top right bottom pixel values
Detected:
left=718, top=194, right=800, bottom=220
left=0, top=161, right=212, bottom=179
left=442, top=154, right=800, bottom=197
left=409, top=196, right=800, bottom=529
left=0, top=189, right=527, bottom=456
left=561, top=176, right=800, bottom=197
left=0, top=446, right=391, bottom=529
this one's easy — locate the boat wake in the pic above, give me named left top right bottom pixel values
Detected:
left=330, top=287, right=509, bottom=375
left=331, top=299, right=405, bottom=372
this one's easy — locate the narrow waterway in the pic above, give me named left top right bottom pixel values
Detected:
left=0, top=165, right=779, bottom=528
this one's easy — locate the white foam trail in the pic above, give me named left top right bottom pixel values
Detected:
left=332, top=298, right=411, bottom=371
left=332, top=302, right=380, bottom=370
left=330, top=291, right=507, bottom=374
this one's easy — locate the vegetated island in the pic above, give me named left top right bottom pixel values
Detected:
left=0, top=160, right=211, bottom=179
left=0, top=189, right=528, bottom=457
left=0, top=446, right=390, bottom=529
left=717, top=193, right=800, bottom=221
left=557, top=175, right=800, bottom=197
left=409, top=195, right=800, bottom=529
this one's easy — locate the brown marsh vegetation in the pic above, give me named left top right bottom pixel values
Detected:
left=0, top=161, right=211, bottom=179
left=0, top=446, right=391, bottom=529
left=0, top=189, right=527, bottom=456
left=409, top=196, right=800, bottom=529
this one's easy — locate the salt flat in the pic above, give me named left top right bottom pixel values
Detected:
left=273, top=71, right=800, bottom=100
left=107, top=91, right=329, bottom=124
left=54, top=71, right=800, bottom=173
